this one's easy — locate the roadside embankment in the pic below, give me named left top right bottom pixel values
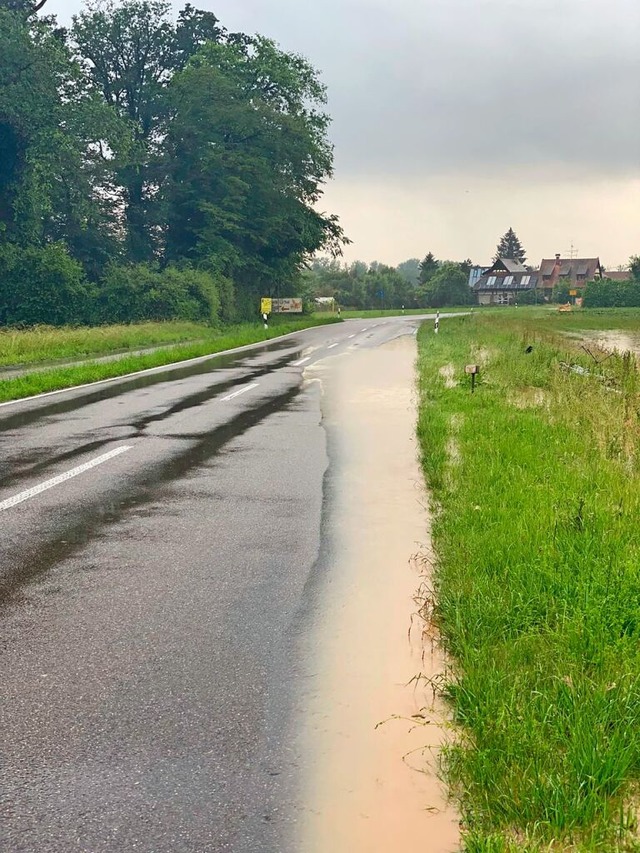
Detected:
left=0, top=317, right=340, bottom=403
left=417, top=312, right=640, bottom=850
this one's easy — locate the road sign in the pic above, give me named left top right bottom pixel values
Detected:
left=260, top=297, right=272, bottom=315
left=271, top=298, right=303, bottom=314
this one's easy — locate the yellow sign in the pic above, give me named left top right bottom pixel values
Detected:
left=260, top=297, right=272, bottom=315
left=569, top=289, right=577, bottom=297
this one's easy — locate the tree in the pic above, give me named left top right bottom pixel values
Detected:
left=418, top=261, right=472, bottom=308
left=630, top=255, right=640, bottom=281
left=72, top=1, right=223, bottom=261
left=418, top=252, right=439, bottom=285
left=0, top=8, right=124, bottom=254
left=396, top=258, right=420, bottom=287
left=164, top=36, right=347, bottom=315
left=0, top=0, right=49, bottom=15
left=495, top=227, right=526, bottom=263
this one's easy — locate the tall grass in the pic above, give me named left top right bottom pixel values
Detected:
left=417, top=312, right=640, bottom=850
left=0, top=321, right=213, bottom=366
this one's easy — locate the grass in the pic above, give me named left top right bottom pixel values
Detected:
left=0, top=320, right=215, bottom=367
left=0, top=316, right=339, bottom=403
left=416, top=309, right=640, bottom=851
left=339, top=306, right=472, bottom=319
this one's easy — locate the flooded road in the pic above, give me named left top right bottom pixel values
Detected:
left=297, top=337, right=458, bottom=853
left=0, top=315, right=457, bottom=851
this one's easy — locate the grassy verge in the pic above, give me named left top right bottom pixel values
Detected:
left=417, top=312, right=640, bottom=851
left=0, top=317, right=339, bottom=403
left=0, top=321, right=217, bottom=367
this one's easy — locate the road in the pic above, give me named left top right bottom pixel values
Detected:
left=0, top=315, right=440, bottom=852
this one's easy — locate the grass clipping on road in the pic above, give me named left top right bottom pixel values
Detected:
left=417, top=313, right=640, bottom=852
left=0, top=317, right=339, bottom=403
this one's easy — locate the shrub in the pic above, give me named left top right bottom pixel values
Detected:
left=97, top=264, right=220, bottom=324
left=0, top=242, right=94, bottom=326
left=583, top=278, right=640, bottom=308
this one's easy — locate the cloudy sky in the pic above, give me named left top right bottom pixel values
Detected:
left=51, top=0, right=640, bottom=267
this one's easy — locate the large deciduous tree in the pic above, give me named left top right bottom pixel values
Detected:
left=72, top=0, right=223, bottom=261
left=165, top=36, right=346, bottom=313
left=0, top=8, right=123, bottom=256
left=418, top=261, right=472, bottom=308
left=495, top=227, right=527, bottom=264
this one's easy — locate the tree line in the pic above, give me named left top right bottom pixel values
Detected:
left=0, top=0, right=346, bottom=326
left=305, top=253, right=476, bottom=310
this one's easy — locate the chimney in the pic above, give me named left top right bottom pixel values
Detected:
left=555, top=253, right=561, bottom=261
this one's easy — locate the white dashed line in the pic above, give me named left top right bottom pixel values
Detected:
left=0, top=445, right=133, bottom=512
left=348, top=334, right=356, bottom=339
left=292, top=356, right=311, bottom=366
left=327, top=343, right=339, bottom=349
left=360, top=328, right=368, bottom=332
left=220, top=383, right=259, bottom=402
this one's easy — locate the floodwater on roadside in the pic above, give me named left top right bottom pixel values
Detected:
left=297, top=336, right=459, bottom=853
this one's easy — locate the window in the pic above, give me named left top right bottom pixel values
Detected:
left=504, top=275, right=514, bottom=286
left=486, top=275, right=497, bottom=287
left=495, top=292, right=511, bottom=304
left=521, top=275, right=530, bottom=286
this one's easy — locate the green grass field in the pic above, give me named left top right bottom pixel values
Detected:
left=417, top=309, right=640, bottom=851
left=0, top=317, right=339, bottom=403
left=338, top=306, right=471, bottom=319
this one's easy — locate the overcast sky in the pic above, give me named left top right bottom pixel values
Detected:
left=50, top=0, right=640, bottom=267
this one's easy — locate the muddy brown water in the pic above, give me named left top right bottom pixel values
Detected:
left=569, top=330, right=640, bottom=356
left=297, top=336, right=459, bottom=852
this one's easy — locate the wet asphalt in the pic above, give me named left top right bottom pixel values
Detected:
left=0, top=316, right=431, bottom=853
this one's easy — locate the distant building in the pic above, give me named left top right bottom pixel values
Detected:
left=468, top=265, right=489, bottom=288
left=538, top=254, right=602, bottom=301
left=472, top=258, right=537, bottom=305
left=314, top=296, right=337, bottom=311
left=602, top=270, right=631, bottom=282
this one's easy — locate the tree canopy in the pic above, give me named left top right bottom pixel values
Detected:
left=495, top=227, right=527, bottom=264
left=0, top=1, right=347, bottom=325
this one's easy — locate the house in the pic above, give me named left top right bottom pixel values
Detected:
left=538, top=254, right=602, bottom=301
left=472, top=258, right=538, bottom=305
left=602, top=270, right=631, bottom=282
left=468, top=265, right=490, bottom=288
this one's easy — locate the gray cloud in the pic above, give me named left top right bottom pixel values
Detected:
left=209, top=0, right=640, bottom=180
left=46, top=0, right=640, bottom=263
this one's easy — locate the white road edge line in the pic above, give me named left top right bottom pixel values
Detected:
left=327, top=343, right=339, bottom=349
left=0, top=445, right=133, bottom=512
left=220, top=383, right=259, bottom=402
left=293, top=356, right=311, bottom=366
left=0, top=326, right=327, bottom=411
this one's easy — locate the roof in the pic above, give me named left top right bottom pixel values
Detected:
left=501, top=259, right=527, bottom=273
left=603, top=270, right=632, bottom=281
left=473, top=272, right=538, bottom=291
left=539, top=258, right=601, bottom=279
left=485, top=257, right=527, bottom=275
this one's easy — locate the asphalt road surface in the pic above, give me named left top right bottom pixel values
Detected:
left=0, top=315, right=439, bottom=852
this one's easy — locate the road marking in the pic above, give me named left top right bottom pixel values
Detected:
left=348, top=334, right=356, bottom=339
left=0, top=326, right=328, bottom=411
left=293, top=356, right=311, bottom=366
left=220, top=383, right=259, bottom=402
left=361, top=328, right=368, bottom=332
left=327, top=343, right=339, bottom=349
left=0, top=446, right=133, bottom=512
